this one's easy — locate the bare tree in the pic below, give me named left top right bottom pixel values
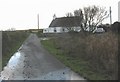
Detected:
left=65, top=5, right=109, bottom=32
left=74, top=9, right=83, bottom=17
left=6, top=28, right=16, bottom=31
left=73, top=9, right=85, bottom=32
left=83, top=5, right=109, bottom=32
left=66, top=12, right=73, bottom=17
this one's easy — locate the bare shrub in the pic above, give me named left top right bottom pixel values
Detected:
left=85, top=32, right=118, bottom=79
left=53, top=32, right=118, bottom=80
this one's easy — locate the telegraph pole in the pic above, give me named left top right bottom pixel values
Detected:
left=37, top=14, right=39, bottom=29
left=109, top=6, right=112, bottom=24
left=118, top=1, right=120, bottom=22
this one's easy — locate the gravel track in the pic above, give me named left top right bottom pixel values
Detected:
left=0, top=34, right=85, bottom=80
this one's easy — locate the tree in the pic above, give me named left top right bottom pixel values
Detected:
left=110, top=21, right=120, bottom=34
left=73, top=9, right=85, bottom=32
left=66, top=12, right=73, bottom=17
left=65, top=5, right=109, bottom=33
left=83, top=5, right=109, bottom=32
left=6, top=28, right=16, bottom=31
left=74, top=9, right=83, bottom=17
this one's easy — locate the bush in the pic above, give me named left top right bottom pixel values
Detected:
left=110, top=21, right=120, bottom=34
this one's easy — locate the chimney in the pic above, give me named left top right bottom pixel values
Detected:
left=53, top=14, right=56, bottom=20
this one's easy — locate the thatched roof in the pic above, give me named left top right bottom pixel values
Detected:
left=49, top=16, right=82, bottom=27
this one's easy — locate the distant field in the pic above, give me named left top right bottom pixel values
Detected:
left=2, top=31, right=29, bottom=68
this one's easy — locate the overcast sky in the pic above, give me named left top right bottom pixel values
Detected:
left=0, top=0, right=119, bottom=30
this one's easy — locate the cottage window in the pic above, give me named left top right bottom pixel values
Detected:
left=63, top=28, right=65, bottom=32
left=54, top=29, right=57, bottom=32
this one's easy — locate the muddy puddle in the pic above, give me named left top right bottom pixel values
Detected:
left=0, top=51, right=25, bottom=80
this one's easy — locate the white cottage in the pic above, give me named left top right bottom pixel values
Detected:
left=43, top=16, right=82, bottom=33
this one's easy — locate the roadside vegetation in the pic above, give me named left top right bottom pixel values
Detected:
left=41, top=30, right=118, bottom=80
left=0, top=61, right=2, bottom=71
left=2, top=31, right=29, bottom=68
left=36, top=30, right=43, bottom=38
left=41, top=5, right=119, bottom=80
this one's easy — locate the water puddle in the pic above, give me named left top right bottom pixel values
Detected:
left=0, top=51, right=25, bottom=80
left=7, top=52, right=21, bottom=69
left=0, top=51, right=85, bottom=80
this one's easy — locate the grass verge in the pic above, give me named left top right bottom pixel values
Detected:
left=41, top=39, right=107, bottom=80
left=2, top=31, right=29, bottom=68
left=2, top=41, right=24, bottom=67
left=0, top=61, right=1, bottom=71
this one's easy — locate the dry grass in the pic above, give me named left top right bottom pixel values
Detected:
left=50, top=32, right=118, bottom=80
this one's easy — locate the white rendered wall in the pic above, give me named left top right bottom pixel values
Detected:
left=43, top=28, right=54, bottom=33
left=43, top=27, right=81, bottom=33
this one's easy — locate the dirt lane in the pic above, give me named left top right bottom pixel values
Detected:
left=1, top=34, right=85, bottom=80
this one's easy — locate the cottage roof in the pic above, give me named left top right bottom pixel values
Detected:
left=49, top=16, right=82, bottom=27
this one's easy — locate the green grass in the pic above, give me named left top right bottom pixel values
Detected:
left=0, top=61, right=2, bottom=71
left=2, top=31, right=29, bottom=68
left=2, top=41, right=23, bottom=67
left=41, top=39, right=108, bottom=80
